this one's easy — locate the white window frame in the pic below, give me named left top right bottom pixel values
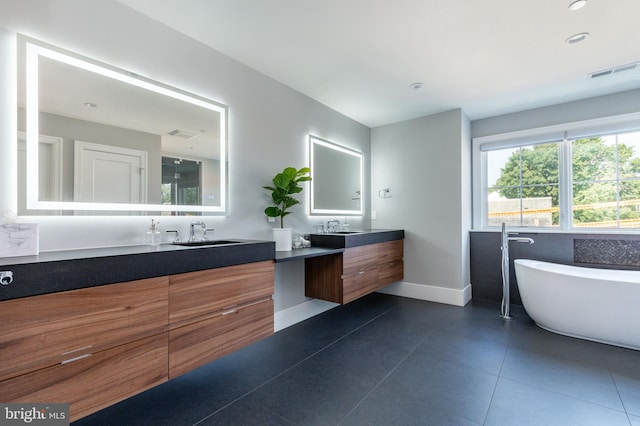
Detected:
left=472, top=112, right=640, bottom=232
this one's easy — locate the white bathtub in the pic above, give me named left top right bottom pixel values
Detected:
left=514, top=259, right=640, bottom=350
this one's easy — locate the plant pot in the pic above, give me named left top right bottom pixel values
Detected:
left=273, top=228, right=292, bottom=251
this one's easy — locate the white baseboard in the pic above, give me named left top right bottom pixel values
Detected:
left=274, top=299, right=339, bottom=332
left=376, top=281, right=472, bottom=306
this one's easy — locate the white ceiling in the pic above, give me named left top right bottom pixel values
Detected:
left=117, top=0, right=640, bottom=128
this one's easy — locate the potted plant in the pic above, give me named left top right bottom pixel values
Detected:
left=263, top=166, right=311, bottom=251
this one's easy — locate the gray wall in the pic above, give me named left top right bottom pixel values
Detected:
left=371, top=109, right=472, bottom=300
left=0, top=0, right=370, bottom=314
left=472, top=88, right=640, bottom=139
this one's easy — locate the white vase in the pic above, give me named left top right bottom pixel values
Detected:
left=273, top=228, right=292, bottom=251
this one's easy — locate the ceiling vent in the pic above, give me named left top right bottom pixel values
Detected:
left=589, top=62, right=638, bottom=79
left=168, top=129, right=198, bottom=140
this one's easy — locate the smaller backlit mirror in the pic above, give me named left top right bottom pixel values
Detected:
left=309, top=135, right=363, bottom=215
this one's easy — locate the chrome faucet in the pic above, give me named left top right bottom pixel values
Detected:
left=507, top=235, right=535, bottom=244
left=326, top=219, right=340, bottom=233
left=189, top=221, right=206, bottom=242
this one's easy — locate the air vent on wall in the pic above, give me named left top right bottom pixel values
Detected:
left=168, top=129, right=198, bottom=139
left=589, top=62, right=639, bottom=79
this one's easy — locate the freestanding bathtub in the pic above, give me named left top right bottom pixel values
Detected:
left=514, top=259, right=640, bottom=350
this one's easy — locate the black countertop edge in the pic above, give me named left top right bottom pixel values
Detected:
left=275, top=247, right=345, bottom=263
left=309, top=229, right=405, bottom=249
left=0, top=240, right=275, bottom=301
left=0, top=239, right=268, bottom=266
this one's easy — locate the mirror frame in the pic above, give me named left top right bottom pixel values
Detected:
left=22, top=37, right=228, bottom=214
left=309, top=135, right=363, bottom=216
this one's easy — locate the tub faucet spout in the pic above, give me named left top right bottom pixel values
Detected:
left=508, top=236, right=534, bottom=244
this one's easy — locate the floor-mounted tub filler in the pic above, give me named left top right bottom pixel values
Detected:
left=515, top=259, right=640, bottom=351
left=499, top=223, right=534, bottom=320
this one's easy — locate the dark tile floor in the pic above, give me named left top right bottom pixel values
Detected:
left=74, top=293, right=640, bottom=425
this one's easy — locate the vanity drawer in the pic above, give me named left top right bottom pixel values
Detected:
left=168, top=298, right=274, bottom=378
left=378, top=259, right=404, bottom=286
left=0, top=277, right=169, bottom=381
left=377, top=240, right=403, bottom=263
left=0, top=333, right=168, bottom=422
left=169, top=261, right=274, bottom=329
left=342, top=269, right=380, bottom=304
left=377, top=240, right=404, bottom=286
left=342, top=244, right=378, bottom=275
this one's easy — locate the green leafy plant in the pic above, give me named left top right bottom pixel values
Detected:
left=263, top=167, right=311, bottom=228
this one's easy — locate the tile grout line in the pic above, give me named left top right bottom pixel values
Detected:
left=605, top=358, right=633, bottom=425
left=338, top=329, right=435, bottom=424
left=192, top=305, right=399, bottom=425
left=481, top=319, right=516, bottom=425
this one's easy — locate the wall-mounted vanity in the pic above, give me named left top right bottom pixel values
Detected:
left=17, top=35, right=228, bottom=216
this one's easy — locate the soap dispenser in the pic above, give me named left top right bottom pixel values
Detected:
left=145, top=219, right=161, bottom=247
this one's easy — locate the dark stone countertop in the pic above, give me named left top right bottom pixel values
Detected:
left=0, top=239, right=274, bottom=301
left=309, top=229, right=404, bottom=249
left=275, top=247, right=345, bottom=263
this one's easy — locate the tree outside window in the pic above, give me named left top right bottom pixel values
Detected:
left=487, top=131, right=640, bottom=229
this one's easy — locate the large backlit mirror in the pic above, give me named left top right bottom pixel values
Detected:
left=17, top=36, right=228, bottom=215
left=309, top=135, right=363, bottom=216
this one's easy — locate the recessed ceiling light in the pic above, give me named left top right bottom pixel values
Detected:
left=566, top=32, right=589, bottom=44
left=568, top=0, right=587, bottom=11
left=83, top=102, right=98, bottom=108
left=409, top=82, right=423, bottom=90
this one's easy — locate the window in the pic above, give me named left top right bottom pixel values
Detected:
left=487, top=142, right=560, bottom=227
left=571, top=132, right=640, bottom=228
left=473, top=113, right=640, bottom=231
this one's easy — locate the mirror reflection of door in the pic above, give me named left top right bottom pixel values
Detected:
left=17, top=132, right=62, bottom=215
left=74, top=140, right=147, bottom=204
left=161, top=156, right=202, bottom=211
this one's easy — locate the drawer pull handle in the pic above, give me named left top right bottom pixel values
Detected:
left=222, top=308, right=238, bottom=315
left=61, top=353, right=92, bottom=365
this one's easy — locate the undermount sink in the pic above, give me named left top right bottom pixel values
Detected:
left=172, top=240, right=240, bottom=247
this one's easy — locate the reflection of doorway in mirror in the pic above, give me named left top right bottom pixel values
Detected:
left=74, top=141, right=147, bottom=204
left=17, top=132, right=63, bottom=215
left=161, top=156, right=203, bottom=214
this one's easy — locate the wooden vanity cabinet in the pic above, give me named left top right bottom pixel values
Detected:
left=0, top=277, right=169, bottom=421
left=168, top=260, right=274, bottom=378
left=0, top=259, right=276, bottom=421
left=305, top=240, right=403, bottom=304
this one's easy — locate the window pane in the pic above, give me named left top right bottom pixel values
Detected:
left=572, top=182, right=617, bottom=227
left=619, top=181, right=640, bottom=227
left=572, top=136, right=617, bottom=183
left=618, top=131, right=640, bottom=179
left=486, top=142, right=559, bottom=227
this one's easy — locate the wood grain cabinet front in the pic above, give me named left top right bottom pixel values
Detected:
left=168, top=260, right=275, bottom=378
left=0, top=277, right=169, bottom=421
left=377, top=240, right=404, bottom=287
left=0, top=333, right=168, bottom=422
left=0, top=276, right=169, bottom=382
left=305, top=240, right=404, bottom=304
